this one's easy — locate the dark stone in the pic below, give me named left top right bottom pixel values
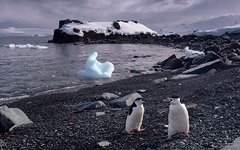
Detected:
left=48, top=29, right=81, bottom=43
left=133, top=55, right=140, bottom=58
left=112, top=22, right=121, bottom=30
left=160, top=54, right=176, bottom=66
left=160, top=54, right=183, bottom=69
left=130, top=70, right=143, bottom=74
left=228, top=53, right=240, bottom=62
left=183, top=59, right=235, bottom=74
left=192, top=51, right=221, bottom=65
left=110, top=93, right=142, bottom=108
left=73, top=28, right=80, bottom=33
left=229, top=41, right=240, bottom=49
left=95, top=93, right=119, bottom=101
left=182, top=35, right=197, bottom=42
left=0, top=139, right=6, bottom=148
left=131, top=20, right=138, bottom=23
left=73, top=101, right=107, bottom=112
left=204, top=45, right=221, bottom=53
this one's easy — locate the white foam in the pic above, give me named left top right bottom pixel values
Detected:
left=4, top=44, right=48, bottom=49
left=0, top=95, right=30, bottom=103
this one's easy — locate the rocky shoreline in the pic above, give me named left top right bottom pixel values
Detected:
left=1, top=19, right=240, bottom=149
left=0, top=66, right=240, bottom=149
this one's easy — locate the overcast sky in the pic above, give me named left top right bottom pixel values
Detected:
left=1, top=0, right=240, bottom=30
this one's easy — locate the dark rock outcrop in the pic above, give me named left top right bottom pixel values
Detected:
left=183, top=59, right=232, bottom=74
left=112, top=21, right=120, bottom=30
left=160, top=54, right=183, bottom=69
left=49, top=29, right=82, bottom=43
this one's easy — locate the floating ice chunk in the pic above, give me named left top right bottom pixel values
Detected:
left=4, top=44, right=48, bottom=49
left=76, top=52, right=114, bottom=79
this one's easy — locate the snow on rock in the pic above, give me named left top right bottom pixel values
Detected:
left=4, top=44, right=48, bottom=49
left=184, top=46, right=205, bottom=59
left=76, top=52, right=114, bottom=79
left=60, top=20, right=157, bottom=37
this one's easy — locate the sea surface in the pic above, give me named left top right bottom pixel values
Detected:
left=0, top=35, right=183, bottom=101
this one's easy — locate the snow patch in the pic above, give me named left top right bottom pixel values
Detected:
left=4, top=44, right=48, bottom=49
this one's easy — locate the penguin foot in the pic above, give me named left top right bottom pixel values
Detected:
left=137, top=128, right=145, bottom=132
left=127, top=128, right=145, bottom=134
left=184, top=132, right=190, bottom=137
left=166, top=136, right=172, bottom=140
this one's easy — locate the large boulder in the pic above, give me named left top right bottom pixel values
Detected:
left=0, top=105, right=33, bottom=132
left=110, top=93, right=142, bottom=108
left=183, top=59, right=232, bottom=74
left=73, top=101, right=106, bottom=112
left=160, top=54, right=183, bottom=69
left=192, top=51, right=221, bottom=65
left=95, top=93, right=119, bottom=101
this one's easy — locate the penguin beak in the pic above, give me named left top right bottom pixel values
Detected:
left=164, top=98, right=172, bottom=103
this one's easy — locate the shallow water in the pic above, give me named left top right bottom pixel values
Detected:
left=0, top=36, right=183, bottom=101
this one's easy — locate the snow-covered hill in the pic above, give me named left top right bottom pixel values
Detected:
left=60, top=20, right=157, bottom=37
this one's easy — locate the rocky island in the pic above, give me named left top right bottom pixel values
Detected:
left=49, top=19, right=158, bottom=43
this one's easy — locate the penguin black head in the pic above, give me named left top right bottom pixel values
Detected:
left=169, top=95, right=181, bottom=105
left=128, top=98, right=144, bottom=115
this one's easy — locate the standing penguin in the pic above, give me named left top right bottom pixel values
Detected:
left=125, top=98, right=145, bottom=134
left=168, top=95, right=189, bottom=139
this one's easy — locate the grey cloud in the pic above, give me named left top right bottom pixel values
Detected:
left=0, top=0, right=240, bottom=30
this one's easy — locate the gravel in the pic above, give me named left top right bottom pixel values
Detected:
left=0, top=67, right=240, bottom=149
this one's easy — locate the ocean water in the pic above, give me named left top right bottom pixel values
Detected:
left=0, top=35, right=183, bottom=101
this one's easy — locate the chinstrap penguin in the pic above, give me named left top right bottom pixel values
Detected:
left=167, top=95, right=189, bottom=139
left=125, top=98, right=145, bottom=134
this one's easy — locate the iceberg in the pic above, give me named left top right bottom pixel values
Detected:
left=4, top=44, right=48, bottom=49
left=76, top=52, right=114, bottom=79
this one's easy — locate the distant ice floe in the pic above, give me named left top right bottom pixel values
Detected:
left=76, top=52, right=114, bottom=79
left=193, top=24, right=240, bottom=36
left=61, top=21, right=157, bottom=37
left=0, top=27, right=52, bottom=36
left=4, top=44, right=48, bottom=49
left=0, top=27, right=24, bottom=34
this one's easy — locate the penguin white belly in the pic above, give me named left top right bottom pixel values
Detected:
left=168, top=104, right=189, bottom=136
left=125, top=106, right=144, bottom=132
